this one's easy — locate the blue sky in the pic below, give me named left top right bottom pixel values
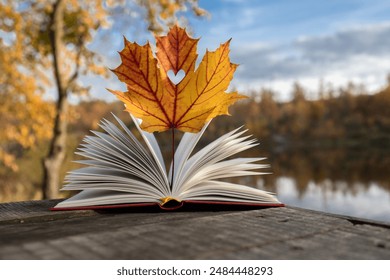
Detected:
left=85, top=0, right=390, bottom=101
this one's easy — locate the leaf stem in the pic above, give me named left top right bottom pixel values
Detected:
left=170, top=127, right=175, bottom=190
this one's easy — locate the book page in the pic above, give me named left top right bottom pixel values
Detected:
left=169, top=122, right=210, bottom=193
left=178, top=181, right=280, bottom=204
left=60, top=116, right=171, bottom=202
left=173, top=127, right=260, bottom=195
left=117, top=114, right=170, bottom=192
left=55, top=189, right=160, bottom=208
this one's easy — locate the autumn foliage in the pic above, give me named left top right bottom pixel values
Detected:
left=0, top=1, right=207, bottom=199
left=110, top=25, right=245, bottom=132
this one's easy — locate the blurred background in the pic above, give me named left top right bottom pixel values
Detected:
left=1, top=0, right=389, bottom=222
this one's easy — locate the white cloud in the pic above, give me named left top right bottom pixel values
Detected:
left=229, top=22, right=390, bottom=99
left=295, top=22, right=390, bottom=60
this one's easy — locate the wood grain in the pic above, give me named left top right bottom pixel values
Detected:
left=0, top=200, right=389, bottom=259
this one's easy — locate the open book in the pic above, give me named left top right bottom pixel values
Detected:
left=52, top=114, right=283, bottom=211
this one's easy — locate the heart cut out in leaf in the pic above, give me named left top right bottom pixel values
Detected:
left=109, top=25, right=246, bottom=133
left=167, top=69, right=185, bottom=85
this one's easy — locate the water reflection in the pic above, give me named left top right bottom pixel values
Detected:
left=275, top=178, right=390, bottom=223
left=254, top=148, right=390, bottom=223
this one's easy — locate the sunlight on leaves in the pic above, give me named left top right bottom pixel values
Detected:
left=109, top=25, right=246, bottom=133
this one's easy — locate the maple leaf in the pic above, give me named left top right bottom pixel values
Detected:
left=109, top=25, right=246, bottom=133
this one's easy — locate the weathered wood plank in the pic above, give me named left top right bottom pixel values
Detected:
left=0, top=200, right=389, bottom=259
left=0, top=199, right=96, bottom=224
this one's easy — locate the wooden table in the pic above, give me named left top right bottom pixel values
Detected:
left=0, top=200, right=389, bottom=259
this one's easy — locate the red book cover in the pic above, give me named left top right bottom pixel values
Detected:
left=50, top=200, right=285, bottom=212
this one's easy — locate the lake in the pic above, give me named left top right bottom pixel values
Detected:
left=1, top=137, right=389, bottom=224
left=252, top=147, right=390, bottom=223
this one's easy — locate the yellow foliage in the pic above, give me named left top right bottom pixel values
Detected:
left=0, top=151, right=18, bottom=172
left=110, top=25, right=245, bottom=133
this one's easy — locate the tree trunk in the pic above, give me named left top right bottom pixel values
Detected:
left=42, top=0, right=67, bottom=199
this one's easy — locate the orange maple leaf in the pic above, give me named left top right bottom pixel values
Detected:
left=109, top=25, right=246, bottom=133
